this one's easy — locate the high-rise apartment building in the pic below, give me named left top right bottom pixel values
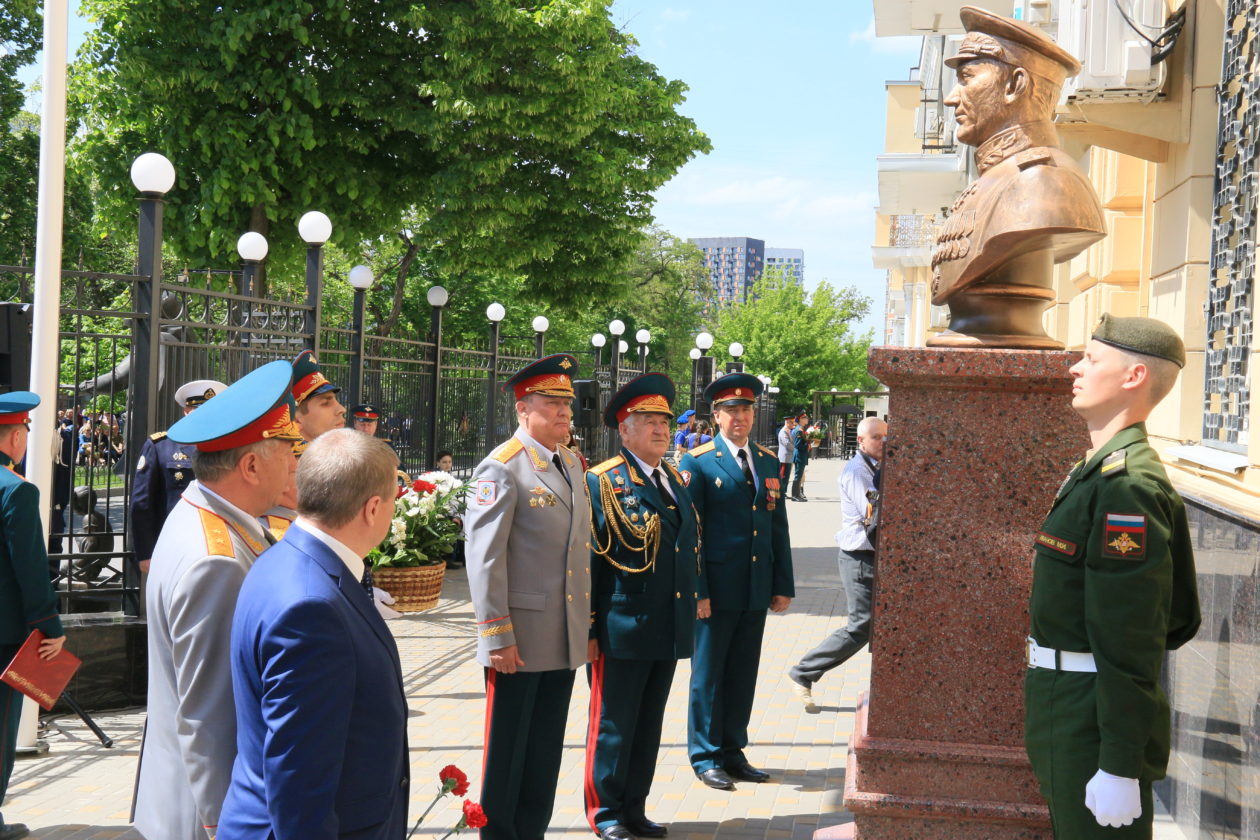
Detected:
left=765, top=248, right=805, bottom=286
left=690, top=237, right=765, bottom=306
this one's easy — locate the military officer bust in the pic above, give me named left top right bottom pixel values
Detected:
left=1025, top=315, right=1200, bottom=838
left=130, top=379, right=225, bottom=570
left=930, top=6, right=1106, bottom=349
left=584, top=374, right=705, bottom=840
left=463, top=353, right=594, bottom=840
left=134, top=362, right=301, bottom=840
left=678, top=373, right=794, bottom=792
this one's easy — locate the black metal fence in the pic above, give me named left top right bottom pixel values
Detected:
left=1, top=254, right=778, bottom=620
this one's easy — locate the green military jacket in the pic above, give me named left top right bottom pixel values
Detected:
left=1, top=452, right=64, bottom=646
left=1029, top=423, right=1200, bottom=780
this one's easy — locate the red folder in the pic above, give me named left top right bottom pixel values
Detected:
left=2, top=630, right=81, bottom=710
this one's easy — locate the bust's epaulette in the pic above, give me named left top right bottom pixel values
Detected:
left=197, top=508, right=235, bottom=558
left=493, top=438, right=524, bottom=464
left=689, top=441, right=716, bottom=456
left=1100, top=450, right=1127, bottom=477
left=150, top=431, right=168, bottom=442
left=1013, top=148, right=1055, bottom=170
left=755, top=443, right=776, bottom=458
left=590, top=455, right=625, bottom=476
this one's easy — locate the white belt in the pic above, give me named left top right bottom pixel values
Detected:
left=1026, top=637, right=1097, bottom=673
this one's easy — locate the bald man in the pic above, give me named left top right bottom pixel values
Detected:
left=786, top=416, right=886, bottom=712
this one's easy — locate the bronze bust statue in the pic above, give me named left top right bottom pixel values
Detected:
left=929, top=6, right=1105, bottom=349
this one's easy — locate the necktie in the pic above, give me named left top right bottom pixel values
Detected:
left=738, top=449, right=754, bottom=485
left=653, top=469, right=673, bottom=504
left=361, top=564, right=374, bottom=597
left=553, top=453, right=571, bottom=487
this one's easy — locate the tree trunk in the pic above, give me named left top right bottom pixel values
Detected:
left=247, top=203, right=270, bottom=297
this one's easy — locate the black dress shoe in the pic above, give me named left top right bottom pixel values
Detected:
left=599, top=825, right=636, bottom=840
left=726, top=761, right=770, bottom=782
left=0, top=824, right=30, bottom=840
left=626, top=818, right=667, bottom=837
left=696, top=767, right=736, bottom=790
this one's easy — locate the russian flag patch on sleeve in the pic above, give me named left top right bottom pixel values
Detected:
left=1103, top=513, right=1146, bottom=559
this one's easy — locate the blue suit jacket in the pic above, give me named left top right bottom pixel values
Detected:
left=219, top=525, right=409, bottom=840
left=678, top=435, right=794, bottom=611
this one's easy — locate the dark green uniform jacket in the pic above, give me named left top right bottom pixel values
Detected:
left=678, top=436, right=794, bottom=608
left=1027, top=423, right=1200, bottom=782
left=1, top=453, right=64, bottom=645
left=586, top=450, right=703, bottom=659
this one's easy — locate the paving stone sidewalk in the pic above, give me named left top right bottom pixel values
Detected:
left=6, top=458, right=864, bottom=839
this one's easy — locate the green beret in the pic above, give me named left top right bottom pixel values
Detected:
left=1092, top=313, right=1185, bottom=369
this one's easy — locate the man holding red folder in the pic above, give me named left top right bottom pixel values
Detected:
left=0, top=391, right=66, bottom=840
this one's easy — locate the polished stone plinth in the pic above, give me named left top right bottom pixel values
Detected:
left=821, top=347, right=1089, bottom=840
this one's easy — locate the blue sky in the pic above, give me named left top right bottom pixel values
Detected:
left=18, top=3, right=921, bottom=337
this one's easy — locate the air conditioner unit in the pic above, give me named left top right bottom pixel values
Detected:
left=1057, top=0, right=1164, bottom=103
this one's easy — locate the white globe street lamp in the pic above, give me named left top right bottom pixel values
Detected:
left=347, top=265, right=375, bottom=290
left=533, top=316, right=550, bottom=333
left=130, top=152, right=176, bottom=195
left=297, top=211, right=333, bottom=245
left=695, top=332, right=714, bottom=351
left=426, top=286, right=449, bottom=307
left=609, top=319, right=626, bottom=337
left=728, top=341, right=744, bottom=358
left=591, top=333, right=607, bottom=348
left=636, top=328, right=651, bottom=344
left=236, top=231, right=269, bottom=262
left=486, top=302, right=506, bottom=323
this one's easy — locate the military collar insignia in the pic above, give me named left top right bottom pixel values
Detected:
left=527, top=445, right=549, bottom=472
left=1100, top=450, right=1127, bottom=477
left=627, top=465, right=645, bottom=486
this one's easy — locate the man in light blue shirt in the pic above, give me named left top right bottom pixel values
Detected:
left=786, top=417, right=886, bottom=711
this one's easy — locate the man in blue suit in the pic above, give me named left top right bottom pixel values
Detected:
left=219, top=429, right=408, bottom=840
left=584, top=374, right=705, bottom=840
left=678, top=373, right=794, bottom=791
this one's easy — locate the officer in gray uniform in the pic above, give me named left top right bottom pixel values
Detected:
left=130, top=379, right=225, bottom=570
left=463, top=354, right=594, bottom=840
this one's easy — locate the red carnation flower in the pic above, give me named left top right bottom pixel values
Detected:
left=439, top=765, right=469, bottom=797
left=396, top=484, right=407, bottom=499
left=414, top=479, right=438, bottom=495
left=462, top=799, right=488, bottom=829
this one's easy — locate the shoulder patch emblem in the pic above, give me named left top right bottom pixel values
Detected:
left=149, top=431, right=168, bottom=442
left=197, top=508, right=235, bottom=558
left=1035, top=531, right=1077, bottom=556
left=1100, top=450, right=1127, bottom=477
left=689, top=441, right=716, bottom=457
left=590, top=455, right=626, bottom=476
left=476, top=479, right=497, bottom=505
left=136, top=455, right=147, bottom=472
left=1103, top=513, right=1146, bottom=559
left=493, top=438, right=524, bottom=464
left=680, top=470, right=691, bottom=487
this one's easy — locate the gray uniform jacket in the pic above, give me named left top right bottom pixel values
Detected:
left=134, top=480, right=272, bottom=840
left=464, top=429, right=592, bottom=671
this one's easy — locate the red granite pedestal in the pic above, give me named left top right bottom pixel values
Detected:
left=818, top=348, right=1089, bottom=840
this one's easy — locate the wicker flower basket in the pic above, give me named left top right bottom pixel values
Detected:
left=373, top=562, right=447, bottom=612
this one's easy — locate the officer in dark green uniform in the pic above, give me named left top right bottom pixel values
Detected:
left=679, top=373, right=794, bottom=791
left=1025, top=314, right=1201, bottom=838
left=584, top=374, right=704, bottom=840
left=0, top=392, right=66, bottom=840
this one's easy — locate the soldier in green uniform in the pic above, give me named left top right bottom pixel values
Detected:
left=1025, top=314, right=1201, bottom=838
left=584, top=374, right=705, bottom=840
left=679, top=373, right=793, bottom=791
left=0, top=392, right=66, bottom=840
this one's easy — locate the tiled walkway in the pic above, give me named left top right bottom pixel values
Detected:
left=5, top=458, right=865, bottom=839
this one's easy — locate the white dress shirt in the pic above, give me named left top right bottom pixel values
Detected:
left=293, top=517, right=365, bottom=580
left=628, top=450, right=676, bottom=502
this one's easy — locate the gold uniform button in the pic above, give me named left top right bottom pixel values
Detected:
left=676, top=592, right=681, bottom=599
left=585, top=592, right=590, bottom=600
left=586, top=567, right=590, bottom=574
left=753, top=530, right=758, bottom=537
left=568, top=570, right=573, bottom=576
left=585, top=542, right=591, bottom=549
left=567, top=594, right=574, bottom=602
left=752, top=505, right=757, bottom=511
left=752, top=555, right=758, bottom=562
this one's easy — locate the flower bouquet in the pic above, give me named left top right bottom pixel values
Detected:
left=368, top=471, right=468, bottom=611
left=408, top=765, right=487, bottom=839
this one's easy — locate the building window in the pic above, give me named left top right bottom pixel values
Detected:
left=1204, top=0, right=1255, bottom=452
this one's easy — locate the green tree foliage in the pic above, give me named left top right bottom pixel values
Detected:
left=72, top=0, right=709, bottom=304
left=712, top=271, right=876, bottom=412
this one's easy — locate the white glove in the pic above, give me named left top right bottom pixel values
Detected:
left=1084, top=769, right=1141, bottom=827
left=372, top=586, right=401, bottom=620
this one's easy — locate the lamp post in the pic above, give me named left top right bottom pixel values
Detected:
left=486, top=302, right=506, bottom=445
left=689, top=347, right=701, bottom=409
left=636, top=328, right=651, bottom=372
left=727, top=341, right=745, bottom=373
left=425, top=286, right=449, bottom=469
left=300, top=211, right=332, bottom=353
left=236, top=231, right=268, bottom=373
left=694, top=332, right=715, bottom=415
left=609, top=319, right=625, bottom=390
left=533, top=315, right=550, bottom=359
left=591, top=333, right=606, bottom=367
left=346, top=265, right=374, bottom=414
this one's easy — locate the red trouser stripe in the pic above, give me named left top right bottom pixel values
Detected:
left=583, top=654, right=606, bottom=833
left=482, top=667, right=495, bottom=781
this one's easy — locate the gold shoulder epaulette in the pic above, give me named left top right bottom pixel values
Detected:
left=150, top=431, right=168, bottom=442
left=755, top=443, right=776, bottom=458
left=689, top=441, right=716, bottom=456
left=590, top=455, right=625, bottom=476
left=197, top=508, right=235, bottom=558
left=1100, top=450, right=1127, bottom=477
left=493, top=438, right=524, bottom=464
